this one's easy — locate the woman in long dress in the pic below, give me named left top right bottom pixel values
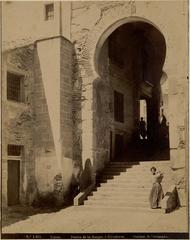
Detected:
left=149, top=167, right=164, bottom=209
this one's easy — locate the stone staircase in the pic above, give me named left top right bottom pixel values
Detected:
left=83, top=161, right=173, bottom=211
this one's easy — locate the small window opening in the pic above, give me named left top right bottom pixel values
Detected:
left=8, top=145, right=21, bottom=156
left=7, top=72, right=24, bottom=102
left=45, top=3, right=54, bottom=21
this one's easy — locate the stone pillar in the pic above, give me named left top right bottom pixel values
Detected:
left=34, top=36, right=73, bottom=205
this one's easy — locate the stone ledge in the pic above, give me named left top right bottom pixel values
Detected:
left=74, top=184, right=95, bottom=206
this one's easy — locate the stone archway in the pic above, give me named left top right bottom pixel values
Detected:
left=92, top=17, right=165, bottom=79
left=94, top=20, right=167, bottom=162
left=80, top=12, right=169, bottom=172
left=85, top=12, right=168, bottom=78
left=77, top=2, right=186, bottom=180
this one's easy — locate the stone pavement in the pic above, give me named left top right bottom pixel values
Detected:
left=2, top=206, right=188, bottom=234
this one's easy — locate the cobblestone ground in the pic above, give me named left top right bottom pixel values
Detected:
left=2, top=206, right=188, bottom=233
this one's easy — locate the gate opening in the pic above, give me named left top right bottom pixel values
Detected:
left=95, top=20, right=169, bottom=161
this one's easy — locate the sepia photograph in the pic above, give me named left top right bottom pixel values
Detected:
left=1, top=0, right=189, bottom=239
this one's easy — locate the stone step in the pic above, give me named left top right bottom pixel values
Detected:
left=98, top=186, right=152, bottom=192
left=84, top=200, right=150, bottom=207
left=108, top=167, right=169, bottom=170
left=99, top=173, right=172, bottom=179
left=97, top=175, right=115, bottom=180
left=139, top=161, right=170, bottom=164
left=105, top=172, right=171, bottom=177
left=96, top=184, right=151, bottom=189
left=105, top=167, right=134, bottom=171
left=104, top=169, right=171, bottom=174
left=100, top=181, right=171, bottom=188
left=107, top=165, right=170, bottom=170
left=97, top=179, right=170, bottom=186
left=87, top=195, right=148, bottom=202
left=114, top=173, right=171, bottom=178
left=92, top=191, right=149, bottom=198
left=104, top=168, right=129, bottom=173
left=97, top=174, right=172, bottom=181
left=118, top=178, right=172, bottom=183
left=94, top=187, right=151, bottom=195
left=107, top=167, right=172, bottom=172
left=82, top=205, right=164, bottom=213
left=100, top=182, right=152, bottom=188
left=109, top=161, right=170, bottom=165
left=103, top=169, right=130, bottom=174
left=101, top=177, right=149, bottom=184
left=97, top=178, right=151, bottom=184
left=109, top=162, right=139, bottom=165
left=102, top=172, right=122, bottom=176
left=127, top=166, right=171, bottom=171
left=110, top=162, right=170, bottom=166
left=101, top=171, right=150, bottom=176
left=106, top=164, right=134, bottom=168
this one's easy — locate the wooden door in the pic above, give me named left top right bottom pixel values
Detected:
left=8, top=160, right=20, bottom=206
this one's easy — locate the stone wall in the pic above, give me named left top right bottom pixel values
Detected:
left=2, top=37, right=76, bottom=207
left=2, top=45, right=36, bottom=207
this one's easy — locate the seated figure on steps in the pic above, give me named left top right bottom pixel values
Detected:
left=149, top=166, right=164, bottom=209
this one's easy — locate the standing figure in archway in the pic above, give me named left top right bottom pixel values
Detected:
left=139, top=117, right=147, bottom=139
left=160, top=111, right=169, bottom=149
left=149, top=167, right=164, bottom=209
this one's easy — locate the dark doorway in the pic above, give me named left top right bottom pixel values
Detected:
left=114, top=134, right=124, bottom=160
left=8, top=160, right=20, bottom=206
